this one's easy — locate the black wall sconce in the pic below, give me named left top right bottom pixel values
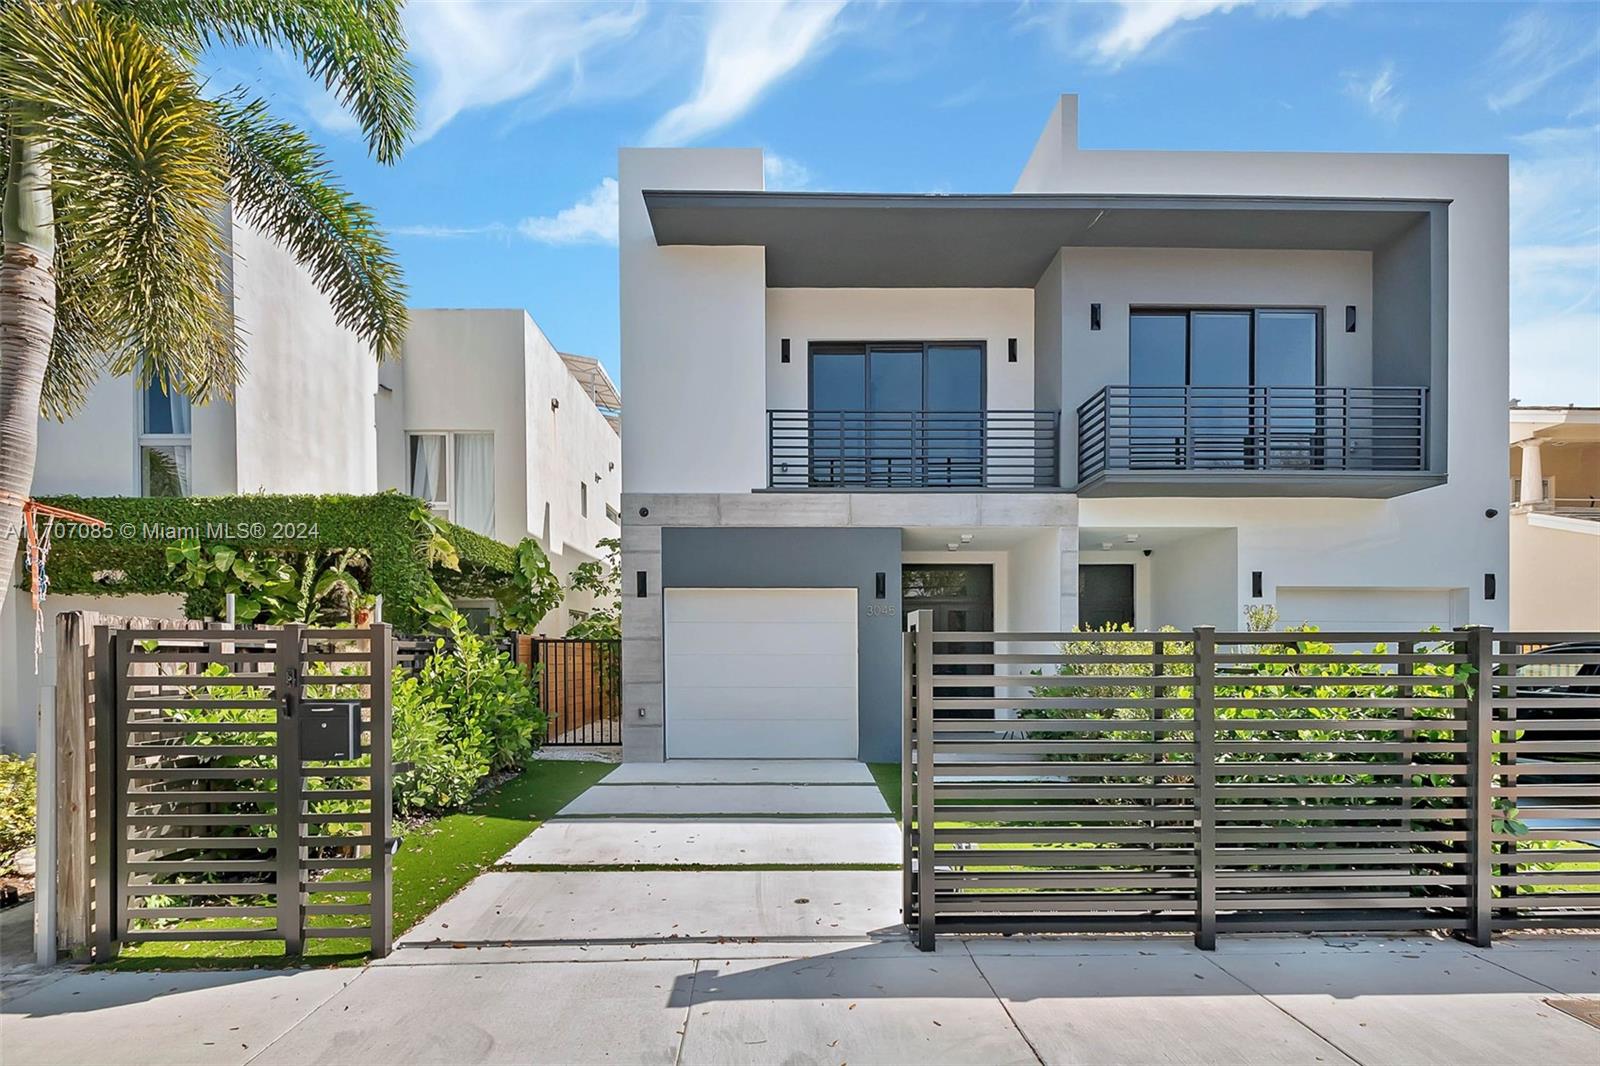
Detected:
left=636, top=570, right=648, bottom=598
left=1007, top=338, right=1018, bottom=363
left=780, top=338, right=791, bottom=364
left=1090, top=303, right=1102, bottom=331
left=1484, top=573, right=1496, bottom=601
left=1345, top=305, right=1357, bottom=333
left=875, top=572, right=887, bottom=599
left=1251, top=571, right=1263, bottom=598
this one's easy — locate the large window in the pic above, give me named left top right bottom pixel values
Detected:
left=1129, top=308, right=1321, bottom=388
left=140, top=378, right=192, bottom=496
left=808, top=342, right=985, bottom=486
left=409, top=432, right=495, bottom=536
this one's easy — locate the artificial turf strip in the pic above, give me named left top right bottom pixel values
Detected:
left=490, top=862, right=899, bottom=873
left=868, top=762, right=903, bottom=823
left=105, top=759, right=615, bottom=971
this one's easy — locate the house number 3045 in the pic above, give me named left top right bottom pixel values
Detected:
left=865, top=604, right=897, bottom=617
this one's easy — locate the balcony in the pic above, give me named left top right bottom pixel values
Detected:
left=1076, top=385, right=1440, bottom=498
left=768, top=410, right=1060, bottom=490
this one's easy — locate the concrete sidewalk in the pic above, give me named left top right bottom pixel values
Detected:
left=4, top=935, right=1598, bottom=1065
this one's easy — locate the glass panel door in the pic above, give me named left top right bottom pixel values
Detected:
left=810, top=349, right=865, bottom=485
left=1254, top=310, right=1322, bottom=467
left=1188, top=311, right=1252, bottom=467
left=1129, top=313, right=1188, bottom=468
left=926, top=344, right=983, bottom=486
left=868, top=347, right=922, bottom=486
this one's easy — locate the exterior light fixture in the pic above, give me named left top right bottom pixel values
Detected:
left=959, top=533, right=973, bottom=543
left=1101, top=541, right=1114, bottom=551
left=1251, top=571, right=1263, bottom=598
left=1484, top=573, right=1496, bottom=600
left=1345, top=306, right=1357, bottom=333
left=1008, top=338, right=1018, bottom=363
left=781, top=338, right=791, bottom=363
left=551, top=397, right=560, bottom=411
left=875, top=572, right=886, bottom=599
left=1090, top=304, right=1102, bottom=331
left=1124, top=533, right=1139, bottom=542
left=947, top=543, right=959, bottom=551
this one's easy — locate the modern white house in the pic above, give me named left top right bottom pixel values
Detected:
left=1508, top=403, right=1600, bottom=630
left=619, top=93, right=1510, bottom=763
left=1, top=218, right=621, bottom=755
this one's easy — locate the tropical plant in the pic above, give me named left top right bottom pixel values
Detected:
left=0, top=0, right=414, bottom=611
left=0, top=753, right=37, bottom=870
left=165, top=537, right=369, bottom=624
left=494, top=537, right=564, bottom=634
left=390, top=613, right=545, bottom=814
left=566, top=536, right=620, bottom=640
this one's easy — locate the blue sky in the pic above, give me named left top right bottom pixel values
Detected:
left=229, top=0, right=1599, bottom=403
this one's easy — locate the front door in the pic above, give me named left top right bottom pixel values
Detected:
left=903, top=564, right=994, bottom=714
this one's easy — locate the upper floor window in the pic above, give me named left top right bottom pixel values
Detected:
left=409, top=432, right=495, bottom=537
left=580, top=480, right=589, bottom=518
left=1130, top=308, right=1321, bottom=389
left=140, top=378, right=192, bottom=497
left=809, top=342, right=985, bottom=413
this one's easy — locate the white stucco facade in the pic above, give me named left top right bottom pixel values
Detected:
left=619, top=93, right=1511, bottom=763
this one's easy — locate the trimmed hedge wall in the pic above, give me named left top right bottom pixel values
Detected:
left=33, top=491, right=514, bottom=631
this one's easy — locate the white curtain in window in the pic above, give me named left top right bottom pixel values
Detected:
left=410, top=435, right=445, bottom=502
left=453, top=433, right=495, bottom=536
left=167, top=390, right=192, bottom=435
left=173, top=444, right=193, bottom=495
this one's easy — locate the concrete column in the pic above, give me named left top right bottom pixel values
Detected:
left=1518, top=439, right=1544, bottom=505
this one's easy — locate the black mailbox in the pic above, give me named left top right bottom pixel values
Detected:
left=299, top=701, right=365, bottom=761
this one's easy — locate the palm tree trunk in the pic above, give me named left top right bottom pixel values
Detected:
left=0, top=132, right=57, bottom=613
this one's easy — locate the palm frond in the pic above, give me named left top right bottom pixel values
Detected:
left=1, top=0, right=239, bottom=399
left=216, top=94, right=407, bottom=357
left=42, top=215, right=117, bottom=420
left=115, top=0, right=415, bottom=163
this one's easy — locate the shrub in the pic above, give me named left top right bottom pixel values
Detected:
left=390, top=615, right=545, bottom=816
left=0, top=754, right=38, bottom=870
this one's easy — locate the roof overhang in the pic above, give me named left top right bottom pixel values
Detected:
left=644, top=191, right=1446, bottom=288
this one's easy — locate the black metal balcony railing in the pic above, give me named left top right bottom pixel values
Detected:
left=1077, top=385, right=1429, bottom=483
left=769, top=409, right=1060, bottom=490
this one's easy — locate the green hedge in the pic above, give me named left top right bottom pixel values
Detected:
left=32, top=492, right=514, bottom=632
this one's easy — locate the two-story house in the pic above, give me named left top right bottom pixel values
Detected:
left=1, top=216, right=621, bottom=754
left=618, top=94, right=1509, bottom=764
left=1509, top=403, right=1599, bottom=630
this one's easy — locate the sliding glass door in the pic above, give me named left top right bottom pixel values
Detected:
left=1128, top=309, right=1321, bottom=468
left=809, top=342, right=984, bottom=486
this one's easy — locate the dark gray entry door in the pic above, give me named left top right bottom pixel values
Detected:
left=904, top=564, right=994, bottom=712
left=1079, top=564, right=1136, bottom=629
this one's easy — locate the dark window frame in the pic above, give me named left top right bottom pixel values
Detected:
left=1128, top=307, right=1325, bottom=388
left=806, top=340, right=989, bottom=413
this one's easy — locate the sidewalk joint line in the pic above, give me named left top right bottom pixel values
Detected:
left=962, top=941, right=1046, bottom=1066
left=1198, top=950, right=1371, bottom=1066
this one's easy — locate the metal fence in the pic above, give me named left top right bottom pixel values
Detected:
left=903, top=616, right=1600, bottom=951
left=769, top=409, right=1060, bottom=490
left=530, top=637, right=621, bottom=745
left=1076, top=385, right=1429, bottom=483
left=92, top=623, right=394, bottom=960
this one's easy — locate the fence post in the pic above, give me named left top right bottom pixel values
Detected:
left=1461, top=624, right=1494, bottom=947
left=90, top=625, right=117, bottom=962
left=370, top=623, right=395, bottom=957
left=912, top=609, right=936, bottom=951
left=275, top=624, right=305, bottom=956
left=1193, top=625, right=1217, bottom=951
left=900, top=628, right=914, bottom=930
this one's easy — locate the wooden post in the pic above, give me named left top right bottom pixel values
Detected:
left=90, top=625, right=118, bottom=962
left=1193, top=625, right=1217, bottom=951
left=35, top=680, right=56, bottom=964
left=54, top=612, right=93, bottom=955
left=900, top=628, right=914, bottom=929
left=911, top=609, right=936, bottom=951
left=370, top=624, right=395, bottom=958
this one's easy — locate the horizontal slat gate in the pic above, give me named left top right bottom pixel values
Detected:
left=904, top=618, right=1600, bottom=950
left=94, top=624, right=393, bottom=960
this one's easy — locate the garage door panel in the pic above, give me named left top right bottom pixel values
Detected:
left=665, top=620, right=856, bottom=656
left=666, top=652, right=856, bottom=689
left=1277, top=587, right=1460, bottom=632
left=668, top=685, right=858, bottom=720
left=664, top=588, right=859, bottom=760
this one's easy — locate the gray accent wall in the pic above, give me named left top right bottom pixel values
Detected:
left=661, top=526, right=904, bottom=762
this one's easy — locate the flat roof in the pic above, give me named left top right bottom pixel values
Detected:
left=644, top=191, right=1444, bottom=288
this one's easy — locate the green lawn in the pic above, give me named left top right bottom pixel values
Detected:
left=868, top=762, right=902, bottom=823
left=107, top=758, right=614, bottom=970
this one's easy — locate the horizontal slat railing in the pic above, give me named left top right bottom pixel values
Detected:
left=770, top=409, right=1058, bottom=489
left=904, top=618, right=1600, bottom=950
left=1076, top=385, right=1428, bottom=484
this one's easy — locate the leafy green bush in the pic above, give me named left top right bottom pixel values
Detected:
left=390, top=615, right=545, bottom=816
left=566, top=536, right=621, bottom=640
left=0, top=754, right=38, bottom=870
left=494, top=538, right=564, bottom=634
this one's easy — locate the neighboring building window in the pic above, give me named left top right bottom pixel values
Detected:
left=140, top=378, right=192, bottom=497
left=409, top=432, right=495, bottom=536
left=580, top=481, right=588, bottom=518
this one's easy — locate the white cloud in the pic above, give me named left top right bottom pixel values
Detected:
left=1052, top=0, right=1328, bottom=67
left=763, top=152, right=812, bottom=190
left=646, top=1, right=848, bottom=146
left=392, top=178, right=620, bottom=246
left=1487, top=9, right=1600, bottom=113
left=405, top=2, right=645, bottom=143
left=1344, top=61, right=1404, bottom=122
left=517, top=178, right=619, bottom=245
left=1508, top=125, right=1600, bottom=405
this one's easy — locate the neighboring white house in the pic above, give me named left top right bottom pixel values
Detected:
left=1508, top=404, right=1600, bottom=630
left=619, top=93, right=1510, bottom=764
left=2, top=223, right=621, bottom=754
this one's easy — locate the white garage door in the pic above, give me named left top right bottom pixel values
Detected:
left=664, top=588, right=858, bottom=759
left=1277, top=587, right=1463, bottom=632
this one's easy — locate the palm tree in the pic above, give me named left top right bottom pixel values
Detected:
left=0, top=0, right=414, bottom=609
